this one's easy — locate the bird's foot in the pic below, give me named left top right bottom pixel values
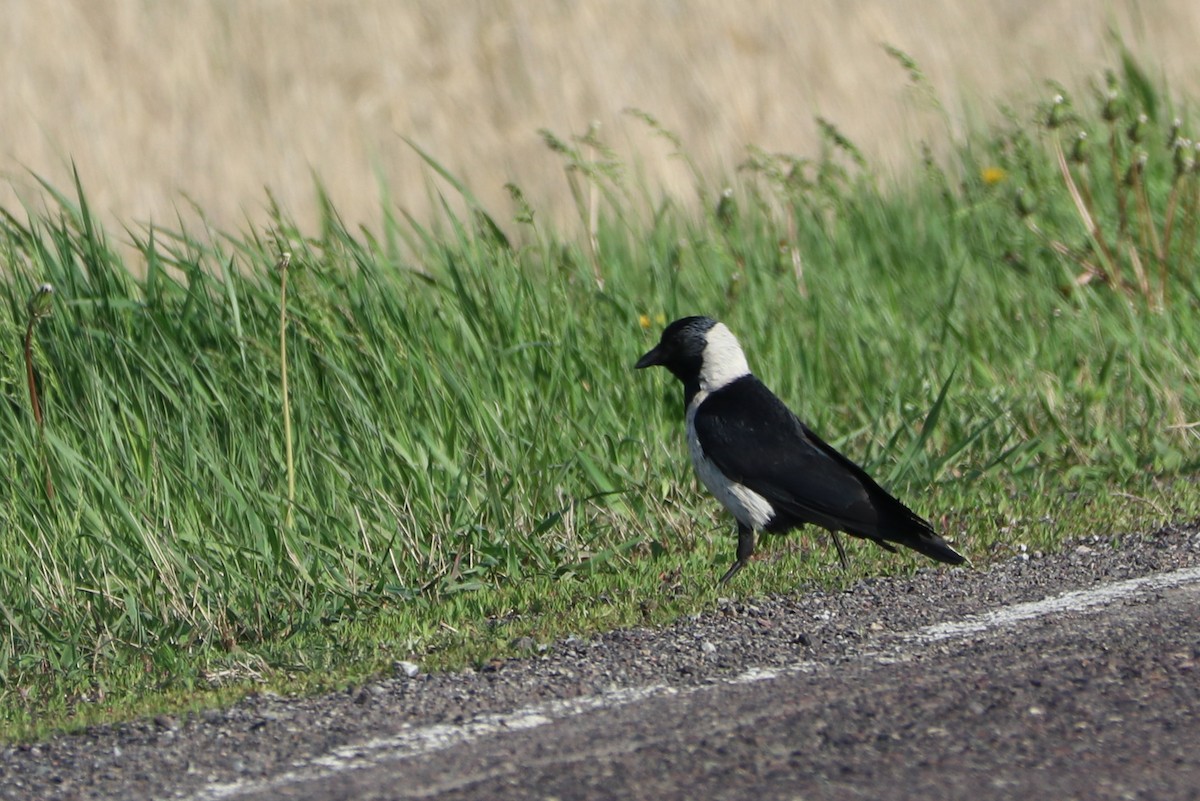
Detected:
left=829, top=530, right=851, bottom=570
left=718, top=559, right=746, bottom=585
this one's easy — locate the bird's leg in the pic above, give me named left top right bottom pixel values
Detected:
left=828, top=529, right=851, bottom=570
left=719, top=524, right=757, bottom=585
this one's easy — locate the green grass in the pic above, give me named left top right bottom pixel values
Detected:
left=3, top=60, right=1200, bottom=740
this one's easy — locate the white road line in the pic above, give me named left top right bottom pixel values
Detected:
left=190, top=685, right=680, bottom=801
left=182, top=565, right=1200, bottom=801
left=908, top=565, right=1200, bottom=644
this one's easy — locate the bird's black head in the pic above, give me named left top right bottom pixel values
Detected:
left=635, top=316, right=717, bottom=383
left=637, top=314, right=754, bottom=408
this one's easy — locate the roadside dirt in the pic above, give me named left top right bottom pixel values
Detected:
left=1, top=522, right=1197, bottom=800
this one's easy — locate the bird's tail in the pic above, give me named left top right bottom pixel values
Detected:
left=851, top=519, right=967, bottom=565
left=901, top=528, right=967, bottom=565
left=864, top=488, right=967, bottom=566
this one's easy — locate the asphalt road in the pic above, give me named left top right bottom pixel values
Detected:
left=3, top=524, right=1199, bottom=801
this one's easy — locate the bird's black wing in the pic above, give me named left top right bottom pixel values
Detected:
left=693, top=376, right=926, bottom=540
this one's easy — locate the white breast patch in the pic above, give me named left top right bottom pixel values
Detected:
left=685, top=393, right=775, bottom=531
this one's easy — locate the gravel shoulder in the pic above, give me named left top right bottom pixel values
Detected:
left=2, top=522, right=1197, bottom=800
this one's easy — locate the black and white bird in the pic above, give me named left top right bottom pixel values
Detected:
left=636, top=316, right=965, bottom=583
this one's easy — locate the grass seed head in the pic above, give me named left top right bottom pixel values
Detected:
left=27, top=283, right=54, bottom=320
left=1167, top=118, right=1182, bottom=147
left=1102, top=91, right=1122, bottom=123
left=1070, top=131, right=1089, bottom=165
left=1173, top=138, right=1194, bottom=175
left=1127, top=113, right=1148, bottom=144
left=1045, top=94, right=1069, bottom=129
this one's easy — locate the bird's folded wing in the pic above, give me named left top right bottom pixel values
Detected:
left=693, top=379, right=888, bottom=529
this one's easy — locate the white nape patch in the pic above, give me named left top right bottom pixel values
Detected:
left=686, top=397, right=774, bottom=531
left=698, top=323, right=750, bottom=392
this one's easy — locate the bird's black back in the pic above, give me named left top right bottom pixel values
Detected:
left=693, top=375, right=964, bottom=564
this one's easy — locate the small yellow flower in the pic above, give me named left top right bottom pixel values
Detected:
left=639, top=314, right=651, bottom=329
left=655, top=313, right=666, bottom=325
left=981, top=166, right=1007, bottom=186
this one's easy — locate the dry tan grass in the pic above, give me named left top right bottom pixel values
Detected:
left=3, top=1, right=1199, bottom=235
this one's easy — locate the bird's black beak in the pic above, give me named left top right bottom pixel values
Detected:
left=635, top=344, right=663, bottom=369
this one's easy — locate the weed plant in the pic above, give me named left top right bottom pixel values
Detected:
left=1, top=62, right=1199, bottom=737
